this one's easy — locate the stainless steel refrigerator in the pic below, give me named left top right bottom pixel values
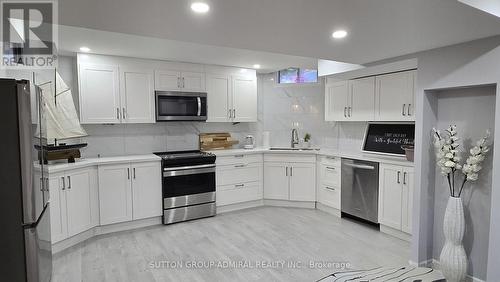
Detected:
left=0, top=78, right=52, bottom=282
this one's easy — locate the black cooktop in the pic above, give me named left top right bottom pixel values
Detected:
left=154, top=150, right=216, bottom=167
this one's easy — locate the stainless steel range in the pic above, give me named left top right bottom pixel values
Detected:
left=154, top=150, right=216, bottom=224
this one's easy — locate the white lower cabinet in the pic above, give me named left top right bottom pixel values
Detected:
left=49, top=167, right=98, bottom=243
left=263, top=154, right=316, bottom=201
left=98, top=161, right=162, bottom=225
left=378, top=164, right=414, bottom=234
left=215, top=154, right=263, bottom=206
left=316, top=156, right=341, bottom=210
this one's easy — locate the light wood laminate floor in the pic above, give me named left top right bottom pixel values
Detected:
left=52, top=207, right=410, bottom=282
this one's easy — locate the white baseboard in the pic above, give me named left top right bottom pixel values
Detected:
left=217, top=200, right=264, bottom=213
left=431, top=259, right=485, bottom=282
left=52, top=216, right=161, bottom=254
left=263, top=199, right=316, bottom=209
left=379, top=225, right=412, bottom=242
left=316, top=202, right=341, bottom=217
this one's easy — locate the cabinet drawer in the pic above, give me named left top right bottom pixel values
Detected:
left=216, top=163, right=262, bottom=186
left=319, top=155, right=341, bottom=166
left=216, top=153, right=263, bottom=166
left=216, top=182, right=263, bottom=206
left=320, top=164, right=340, bottom=186
left=319, top=185, right=340, bottom=209
left=264, top=153, right=316, bottom=163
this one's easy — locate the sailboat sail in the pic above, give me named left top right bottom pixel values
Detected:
left=37, top=71, right=87, bottom=143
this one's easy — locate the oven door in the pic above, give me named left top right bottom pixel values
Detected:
left=162, top=164, right=215, bottom=208
left=156, top=91, right=207, bottom=121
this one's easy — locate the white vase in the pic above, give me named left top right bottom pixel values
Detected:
left=439, top=196, right=467, bottom=282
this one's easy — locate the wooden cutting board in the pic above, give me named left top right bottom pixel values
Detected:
left=199, top=133, right=239, bottom=151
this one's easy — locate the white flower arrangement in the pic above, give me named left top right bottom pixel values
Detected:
left=433, top=125, right=491, bottom=197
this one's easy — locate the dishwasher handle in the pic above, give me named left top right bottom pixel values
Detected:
left=343, top=163, right=376, bottom=170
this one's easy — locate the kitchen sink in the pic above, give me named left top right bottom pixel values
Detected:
left=269, top=147, right=319, bottom=151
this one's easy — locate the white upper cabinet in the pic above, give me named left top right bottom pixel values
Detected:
left=325, top=80, right=349, bottom=121
left=206, top=67, right=257, bottom=123
left=349, top=77, right=375, bottom=121
left=324, top=70, right=415, bottom=122
left=154, top=70, right=181, bottom=91
left=120, top=67, right=155, bottom=123
left=79, top=63, right=121, bottom=124
left=232, top=75, right=257, bottom=122
left=154, top=70, right=205, bottom=92
left=206, top=74, right=231, bottom=122
left=375, top=70, right=415, bottom=121
left=181, top=71, right=206, bottom=92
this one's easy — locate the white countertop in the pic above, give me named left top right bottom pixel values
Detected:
left=208, top=147, right=414, bottom=167
left=43, top=154, right=161, bottom=173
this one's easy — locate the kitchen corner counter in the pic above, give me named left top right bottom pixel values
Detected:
left=206, top=147, right=414, bottom=167
left=43, top=154, right=161, bottom=173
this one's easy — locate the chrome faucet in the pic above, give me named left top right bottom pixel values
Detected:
left=291, top=128, right=299, bottom=148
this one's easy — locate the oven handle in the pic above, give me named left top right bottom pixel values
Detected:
left=197, top=97, right=202, bottom=116
left=163, top=164, right=216, bottom=177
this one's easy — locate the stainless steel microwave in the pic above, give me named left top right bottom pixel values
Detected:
left=155, top=91, right=207, bottom=121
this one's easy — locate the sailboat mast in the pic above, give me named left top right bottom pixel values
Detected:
left=54, top=68, right=57, bottom=146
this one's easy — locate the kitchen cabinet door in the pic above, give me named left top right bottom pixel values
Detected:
left=378, top=164, right=403, bottom=230
left=401, top=167, right=414, bottom=234
left=206, top=74, right=231, bottom=122
left=65, top=168, right=95, bottom=237
left=131, top=161, right=162, bottom=220
left=154, top=70, right=181, bottom=91
left=263, top=162, right=289, bottom=200
left=49, top=174, right=67, bottom=243
left=349, top=77, right=375, bottom=121
left=325, top=81, right=349, bottom=121
left=98, top=164, right=133, bottom=225
left=120, top=67, right=155, bottom=123
left=376, top=71, right=415, bottom=121
left=289, top=163, right=316, bottom=201
left=181, top=71, right=205, bottom=92
left=79, top=63, right=121, bottom=124
left=232, top=75, right=257, bottom=122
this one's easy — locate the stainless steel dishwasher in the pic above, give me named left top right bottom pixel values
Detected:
left=341, top=158, right=379, bottom=224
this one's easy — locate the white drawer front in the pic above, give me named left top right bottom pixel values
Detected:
left=319, top=155, right=341, bottom=166
left=216, top=153, right=263, bottom=166
left=216, top=182, right=263, bottom=206
left=319, top=185, right=340, bottom=209
left=321, top=165, right=340, bottom=186
left=216, top=163, right=262, bottom=186
left=264, top=153, right=316, bottom=163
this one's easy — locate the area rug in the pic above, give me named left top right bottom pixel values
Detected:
left=317, top=266, right=445, bottom=282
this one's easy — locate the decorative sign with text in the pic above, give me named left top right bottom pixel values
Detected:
left=363, top=123, right=415, bottom=155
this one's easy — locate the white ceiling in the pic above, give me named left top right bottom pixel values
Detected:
left=58, top=0, right=500, bottom=66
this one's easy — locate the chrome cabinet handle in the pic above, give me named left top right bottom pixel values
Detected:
left=116, top=108, right=120, bottom=120
left=402, top=104, right=406, bottom=116
left=122, top=108, right=126, bottom=119
left=234, top=164, right=246, bottom=168
left=234, top=155, right=244, bottom=158
left=177, top=77, right=180, bottom=88
left=228, top=109, right=232, bottom=118
left=233, top=109, right=236, bottom=119
left=235, top=184, right=245, bottom=188
left=182, top=77, right=185, bottom=88
left=325, top=186, right=336, bottom=191
left=326, top=166, right=336, bottom=170
left=61, top=177, right=66, bottom=190
left=348, top=106, right=352, bottom=117
left=403, top=172, right=407, bottom=185
left=344, top=107, right=347, bottom=118
left=290, top=167, right=293, bottom=176
left=133, top=168, right=136, bottom=179
left=407, top=104, right=412, bottom=116
left=127, top=168, right=130, bottom=180
left=285, top=167, right=288, bottom=176
left=67, top=176, right=71, bottom=190
left=397, top=171, right=401, bottom=184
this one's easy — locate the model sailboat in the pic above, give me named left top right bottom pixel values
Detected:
left=35, top=71, right=88, bottom=163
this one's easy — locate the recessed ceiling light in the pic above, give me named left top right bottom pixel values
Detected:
left=191, top=2, right=210, bottom=13
left=253, top=64, right=261, bottom=69
left=79, top=46, right=91, bottom=52
left=332, top=30, right=348, bottom=39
